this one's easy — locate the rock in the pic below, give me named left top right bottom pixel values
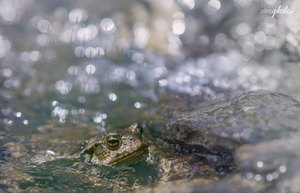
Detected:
left=166, top=90, right=300, bottom=149
left=143, top=90, right=300, bottom=192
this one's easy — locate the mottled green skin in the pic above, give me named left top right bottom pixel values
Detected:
left=80, top=123, right=149, bottom=166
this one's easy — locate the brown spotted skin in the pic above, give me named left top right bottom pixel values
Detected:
left=80, top=123, right=149, bottom=166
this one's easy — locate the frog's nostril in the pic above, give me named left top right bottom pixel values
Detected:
left=129, top=123, right=143, bottom=135
left=137, top=125, right=143, bottom=135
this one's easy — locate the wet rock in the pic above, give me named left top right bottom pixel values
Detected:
left=144, top=90, right=300, bottom=193
left=166, top=90, right=300, bottom=149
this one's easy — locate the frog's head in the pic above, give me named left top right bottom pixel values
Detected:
left=81, top=123, right=149, bottom=166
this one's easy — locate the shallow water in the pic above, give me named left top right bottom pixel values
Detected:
left=1, top=0, right=300, bottom=192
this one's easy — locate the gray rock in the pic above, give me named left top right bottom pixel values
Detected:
left=167, top=90, right=300, bottom=149
left=143, top=90, right=300, bottom=193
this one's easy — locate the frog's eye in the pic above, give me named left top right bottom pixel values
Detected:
left=106, top=133, right=121, bottom=150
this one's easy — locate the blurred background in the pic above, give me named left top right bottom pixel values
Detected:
left=0, top=0, right=300, bottom=191
left=0, top=0, right=299, bottom=130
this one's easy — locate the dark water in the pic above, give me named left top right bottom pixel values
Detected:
left=1, top=0, right=300, bottom=192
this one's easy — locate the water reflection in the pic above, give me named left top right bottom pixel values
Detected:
left=100, top=18, right=116, bottom=34
left=0, top=0, right=300, bottom=192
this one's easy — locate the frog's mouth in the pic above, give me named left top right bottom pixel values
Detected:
left=110, top=145, right=149, bottom=166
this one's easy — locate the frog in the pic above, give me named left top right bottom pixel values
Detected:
left=77, top=122, right=234, bottom=189
left=0, top=123, right=155, bottom=192
left=79, top=123, right=149, bottom=166
left=0, top=122, right=232, bottom=192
